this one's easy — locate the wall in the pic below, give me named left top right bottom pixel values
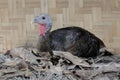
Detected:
left=0, top=0, right=120, bottom=53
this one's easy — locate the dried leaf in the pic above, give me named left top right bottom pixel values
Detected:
left=53, top=51, right=90, bottom=67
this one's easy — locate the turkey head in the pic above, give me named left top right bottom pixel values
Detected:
left=34, top=14, right=52, bottom=36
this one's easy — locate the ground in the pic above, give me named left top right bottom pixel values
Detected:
left=0, top=46, right=120, bottom=80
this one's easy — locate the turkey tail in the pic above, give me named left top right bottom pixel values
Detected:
left=103, top=50, right=113, bottom=56
left=99, top=47, right=113, bottom=56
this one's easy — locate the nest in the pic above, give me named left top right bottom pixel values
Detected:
left=0, top=46, right=120, bottom=80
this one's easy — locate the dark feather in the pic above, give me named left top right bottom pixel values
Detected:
left=45, top=26, right=112, bottom=58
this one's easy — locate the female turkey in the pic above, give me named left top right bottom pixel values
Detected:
left=34, top=14, right=112, bottom=58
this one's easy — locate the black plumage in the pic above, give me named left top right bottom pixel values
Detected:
left=34, top=14, right=112, bottom=58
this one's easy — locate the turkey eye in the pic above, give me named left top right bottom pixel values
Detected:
left=42, top=16, right=46, bottom=20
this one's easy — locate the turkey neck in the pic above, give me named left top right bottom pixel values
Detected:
left=37, top=32, right=53, bottom=56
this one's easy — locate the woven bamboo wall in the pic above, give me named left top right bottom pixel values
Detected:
left=0, top=0, right=120, bottom=53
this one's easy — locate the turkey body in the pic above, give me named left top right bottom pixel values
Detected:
left=37, top=26, right=108, bottom=58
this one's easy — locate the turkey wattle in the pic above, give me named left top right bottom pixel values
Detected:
left=34, top=14, right=112, bottom=58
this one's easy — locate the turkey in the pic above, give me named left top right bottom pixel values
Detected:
left=34, top=14, right=112, bottom=58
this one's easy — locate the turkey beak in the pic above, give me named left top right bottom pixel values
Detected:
left=32, top=18, right=38, bottom=28
left=33, top=16, right=40, bottom=24
left=33, top=18, right=37, bottom=24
